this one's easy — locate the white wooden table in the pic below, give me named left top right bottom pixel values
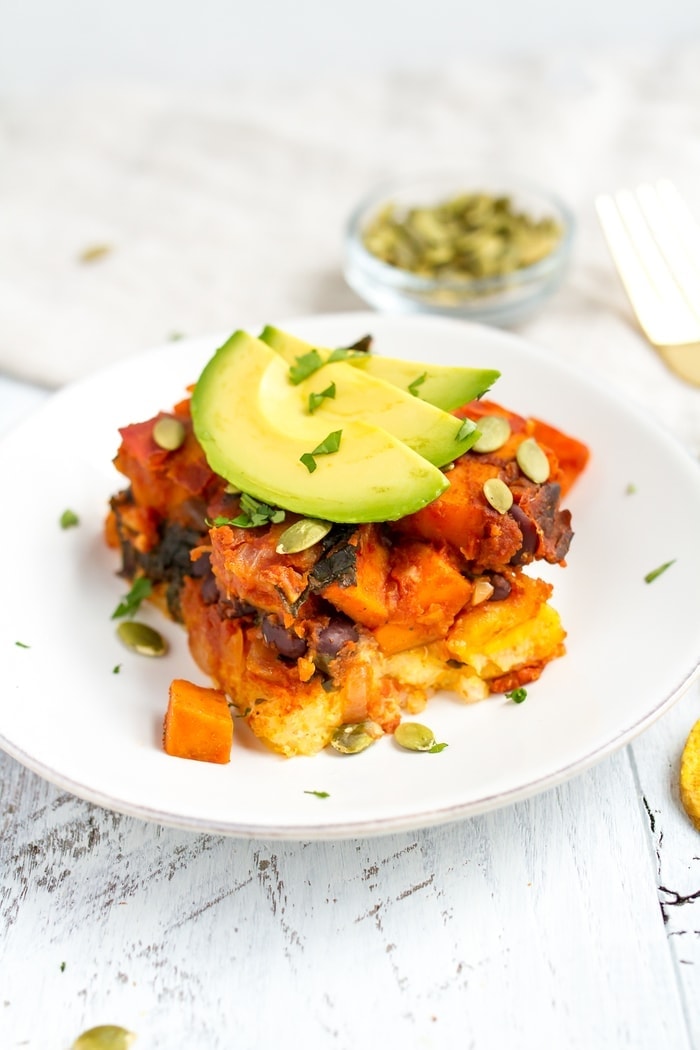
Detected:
left=1, top=373, right=699, bottom=1050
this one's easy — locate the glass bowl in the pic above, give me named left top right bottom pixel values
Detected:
left=344, top=173, right=575, bottom=326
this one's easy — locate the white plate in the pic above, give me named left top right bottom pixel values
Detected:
left=1, top=313, right=699, bottom=839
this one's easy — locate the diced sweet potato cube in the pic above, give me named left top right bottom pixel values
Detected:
left=373, top=543, right=473, bottom=654
left=163, top=678, right=233, bottom=763
left=323, top=524, right=391, bottom=628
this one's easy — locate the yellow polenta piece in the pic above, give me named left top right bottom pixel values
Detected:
left=679, top=718, right=700, bottom=831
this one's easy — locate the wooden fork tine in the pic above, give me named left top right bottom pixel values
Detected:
left=636, top=182, right=700, bottom=328
left=656, top=179, right=700, bottom=274
left=596, top=185, right=700, bottom=347
left=595, top=191, right=679, bottom=346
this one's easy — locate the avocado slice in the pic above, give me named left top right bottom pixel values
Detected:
left=259, top=325, right=500, bottom=411
left=287, top=361, right=478, bottom=466
left=191, top=330, right=450, bottom=523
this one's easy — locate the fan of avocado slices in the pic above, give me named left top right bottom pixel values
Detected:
left=190, top=326, right=500, bottom=523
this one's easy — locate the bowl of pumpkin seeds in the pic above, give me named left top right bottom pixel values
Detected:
left=344, top=173, right=574, bottom=325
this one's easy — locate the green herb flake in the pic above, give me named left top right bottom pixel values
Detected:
left=111, top=577, right=153, bottom=620
left=327, top=347, right=364, bottom=365
left=60, top=961, right=66, bottom=972
left=506, top=687, right=528, bottom=704
left=625, top=482, right=637, bottom=495
left=304, top=789, right=330, bottom=799
left=308, top=381, right=336, bottom=414
left=289, top=349, right=324, bottom=384
left=300, top=430, right=343, bottom=473
left=456, top=418, right=477, bottom=442
left=112, top=664, right=122, bottom=675
left=408, top=372, right=427, bottom=396
left=644, top=559, right=676, bottom=584
left=314, top=430, right=342, bottom=455
left=15, top=641, right=30, bottom=649
left=428, top=741, right=449, bottom=753
left=59, top=509, right=80, bottom=529
left=300, top=453, right=318, bottom=473
left=208, top=493, right=286, bottom=529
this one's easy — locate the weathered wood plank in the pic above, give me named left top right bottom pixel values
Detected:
left=629, top=680, right=700, bottom=1044
left=0, top=745, right=690, bottom=1050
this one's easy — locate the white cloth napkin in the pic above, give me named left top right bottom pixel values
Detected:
left=2, top=44, right=700, bottom=453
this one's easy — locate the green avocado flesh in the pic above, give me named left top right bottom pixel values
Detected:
left=287, top=362, right=477, bottom=467
left=259, top=325, right=500, bottom=411
left=191, top=330, right=453, bottom=522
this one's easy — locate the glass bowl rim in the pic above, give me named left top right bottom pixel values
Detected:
left=344, top=171, right=576, bottom=296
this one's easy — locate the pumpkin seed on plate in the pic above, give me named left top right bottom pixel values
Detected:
left=276, top=518, right=333, bottom=555
left=483, top=477, right=513, bottom=514
left=516, top=437, right=550, bottom=484
left=472, top=415, right=511, bottom=453
left=71, top=1025, right=136, bottom=1050
left=394, top=721, right=438, bottom=752
left=116, top=621, right=168, bottom=657
left=330, top=721, right=382, bottom=755
left=152, top=416, right=186, bottom=451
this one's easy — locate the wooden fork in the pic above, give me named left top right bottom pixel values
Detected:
left=596, top=180, right=700, bottom=386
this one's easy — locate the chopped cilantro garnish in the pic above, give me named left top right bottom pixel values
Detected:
left=300, top=430, right=343, bottom=473
left=15, top=641, right=30, bottom=649
left=59, top=509, right=80, bottom=529
left=506, top=687, right=528, bottom=704
left=60, top=961, right=66, bottom=972
left=456, top=418, right=477, bottom=442
left=208, top=493, right=286, bottom=529
left=289, top=349, right=324, bottom=384
left=644, top=559, right=676, bottom=584
left=428, top=742, right=448, bottom=753
left=111, top=577, right=152, bottom=620
left=289, top=346, right=364, bottom=385
left=112, top=664, right=122, bottom=674
left=300, top=453, right=317, bottom=473
left=327, top=347, right=364, bottom=365
left=408, top=372, right=427, bottom=396
left=304, top=789, right=330, bottom=799
left=308, top=381, right=336, bottom=414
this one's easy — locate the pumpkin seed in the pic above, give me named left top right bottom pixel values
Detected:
left=152, top=416, right=186, bottom=451
left=516, top=437, right=550, bottom=484
left=276, top=518, right=332, bottom=554
left=394, top=721, right=437, bottom=752
left=71, top=1025, right=137, bottom=1050
left=330, top=721, right=382, bottom=755
left=483, top=476, right=513, bottom=514
left=362, top=191, right=562, bottom=281
left=78, top=243, right=112, bottom=264
left=117, top=621, right=168, bottom=657
left=472, top=415, right=511, bottom=453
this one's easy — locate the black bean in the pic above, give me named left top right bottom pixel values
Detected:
left=509, top=504, right=539, bottom=564
left=489, top=573, right=512, bottom=601
left=200, top=574, right=220, bottom=605
left=190, top=552, right=212, bottom=577
left=261, top=616, right=307, bottom=659
left=316, top=617, right=358, bottom=657
left=220, top=597, right=256, bottom=619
